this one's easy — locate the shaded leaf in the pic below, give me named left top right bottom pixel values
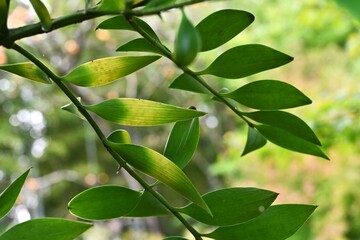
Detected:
left=223, top=80, right=312, bottom=110
left=244, top=111, right=321, bottom=145
left=196, top=10, right=254, bottom=52
left=205, top=204, right=316, bottom=240
left=85, top=98, right=206, bottom=126
left=179, top=188, right=277, bottom=227
left=0, top=218, right=92, bottom=240
left=107, top=129, right=131, bottom=144
left=116, top=38, right=163, bottom=54
left=0, top=0, right=10, bottom=31
left=109, top=143, right=210, bottom=213
left=0, top=62, right=51, bottom=84
left=68, top=185, right=141, bottom=220
left=126, top=190, right=169, bottom=217
left=61, top=98, right=86, bottom=120
left=164, top=117, right=200, bottom=169
left=0, top=168, right=31, bottom=220
left=198, top=44, right=293, bottom=79
left=29, top=0, right=52, bottom=31
left=169, top=73, right=210, bottom=94
left=255, top=125, right=329, bottom=159
left=242, top=127, right=267, bottom=156
left=62, top=56, right=160, bottom=87
left=144, top=0, right=176, bottom=10
left=97, top=0, right=124, bottom=11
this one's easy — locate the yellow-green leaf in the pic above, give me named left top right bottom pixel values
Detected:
left=29, top=0, right=52, bottom=31
left=0, top=62, right=51, bottom=84
left=107, top=129, right=131, bottom=144
left=97, top=0, right=125, bottom=11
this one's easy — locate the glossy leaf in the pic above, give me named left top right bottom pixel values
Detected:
left=126, top=190, right=169, bottom=217
left=68, top=185, right=141, bottom=220
left=97, top=0, right=124, bottom=11
left=62, top=56, right=160, bottom=87
left=244, top=111, right=321, bottom=145
left=223, top=80, right=312, bottom=110
left=179, top=187, right=277, bottom=226
left=85, top=98, right=206, bottom=126
left=107, top=129, right=131, bottom=144
left=164, top=117, right=200, bottom=169
left=0, top=218, right=92, bottom=240
left=0, top=62, right=51, bottom=84
left=242, top=127, right=267, bottom=156
left=174, top=10, right=201, bottom=66
left=0, top=168, right=31, bottom=220
left=169, top=73, right=210, bottom=94
left=196, top=10, right=254, bottom=52
left=255, top=125, right=329, bottom=159
left=198, top=44, right=293, bottom=79
left=116, top=38, right=163, bottom=54
left=61, top=98, right=86, bottom=120
left=205, top=204, right=317, bottom=240
left=109, top=143, right=210, bottom=213
left=29, top=0, right=52, bottom=31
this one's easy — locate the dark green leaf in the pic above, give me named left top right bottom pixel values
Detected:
left=97, top=0, right=124, bottom=11
left=164, top=117, right=200, bottom=169
left=85, top=98, right=206, bottom=126
left=196, top=10, right=254, bottom=52
left=109, top=143, right=210, bottom=214
left=62, top=56, right=160, bottom=87
left=107, top=129, right=131, bottom=144
left=205, top=204, right=317, bottom=240
left=0, top=218, right=92, bottom=240
left=29, top=0, right=52, bottom=31
left=0, top=0, right=10, bottom=31
left=116, top=38, right=163, bottom=54
left=61, top=98, right=86, bottom=120
left=126, top=190, right=169, bottom=217
left=0, top=62, right=51, bottom=84
left=255, top=125, right=329, bottom=159
left=0, top=168, right=31, bottom=220
left=169, top=73, right=210, bottom=94
left=68, top=185, right=141, bottom=220
left=144, top=0, right=176, bottom=10
left=179, top=187, right=277, bottom=226
left=198, top=44, right=293, bottom=79
left=163, top=237, right=189, bottom=240
left=223, top=80, right=312, bottom=110
left=242, top=127, right=267, bottom=156
left=244, top=111, right=321, bottom=145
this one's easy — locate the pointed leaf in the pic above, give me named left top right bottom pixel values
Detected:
left=85, top=98, right=206, bottom=126
left=196, top=10, right=254, bottom=52
left=179, top=188, right=277, bottom=226
left=107, top=129, right=131, bottom=144
left=62, top=56, right=160, bottom=87
left=29, top=0, right=52, bottom=31
left=61, top=98, right=86, bottom=120
left=198, top=44, right=293, bottom=79
left=0, top=62, right=51, bottom=84
left=68, top=185, right=141, bottom=220
left=126, top=190, right=169, bottom=217
left=224, top=80, right=312, bottom=110
left=97, top=0, right=125, bottom=11
left=255, top=125, right=329, bottom=159
left=169, top=73, right=210, bottom=94
left=116, top=38, right=163, bottom=54
left=206, top=204, right=317, bottom=240
left=244, top=111, right=321, bottom=145
left=109, top=143, right=210, bottom=213
left=242, top=127, right=267, bottom=156
left=0, top=218, right=92, bottom=240
left=164, top=118, right=200, bottom=169
left=0, top=168, right=31, bottom=220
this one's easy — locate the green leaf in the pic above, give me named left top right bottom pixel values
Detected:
left=242, top=127, right=267, bottom=156
left=205, top=204, right=317, bottom=240
left=0, top=0, right=10, bottom=31
left=116, top=38, right=163, bottom=54
left=126, top=190, right=169, bottom=217
left=0, top=62, right=51, bottom=84
left=163, top=237, right=189, bottom=240
left=0, top=168, right=31, bottom=220
left=109, top=143, right=210, bottom=214
left=0, top=218, right=92, bottom=240
left=97, top=0, right=125, bottom=11
left=164, top=117, right=200, bottom=169
left=173, top=10, right=201, bottom=66
left=85, top=98, right=206, bottom=126
left=29, top=0, right=52, bottom=31
left=255, top=125, right=329, bottom=159
left=198, top=44, right=293, bottom=79
left=223, top=80, right=312, bottom=110
left=107, top=129, right=131, bottom=144
left=68, top=185, right=141, bottom=220
left=334, top=0, right=360, bottom=21
left=62, top=56, right=160, bottom=87
left=169, top=73, right=210, bottom=94
left=196, top=10, right=254, bottom=52
left=144, top=0, right=176, bottom=10
left=61, top=98, right=86, bottom=120
left=179, top=187, right=277, bottom=227
left=244, top=111, right=321, bottom=145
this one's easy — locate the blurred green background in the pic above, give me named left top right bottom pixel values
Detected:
left=1, top=0, right=360, bottom=239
